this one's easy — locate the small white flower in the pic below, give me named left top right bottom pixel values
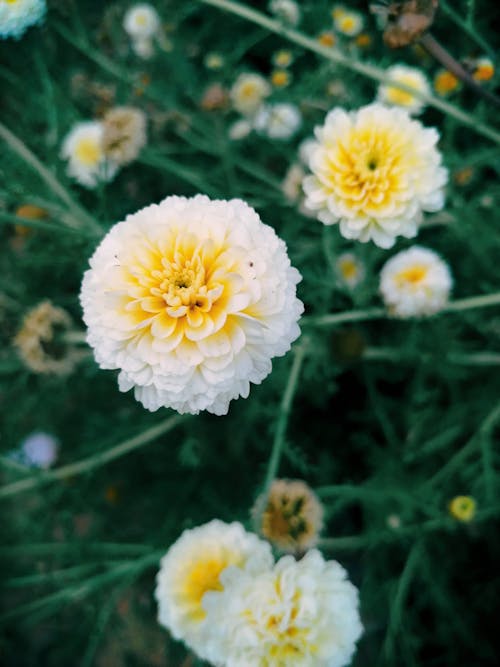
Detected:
left=282, top=163, right=306, bottom=203
left=379, top=245, right=452, bottom=317
left=228, top=118, right=253, bottom=140
left=123, top=3, right=160, bottom=39
left=80, top=195, right=303, bottom=415
left=254, top=103, right=302, bottom=140
left=230, top=72, right=271, bottom=116
left=336, top=252, right=365, bottom=288
left=377, top=64, right=431, bottom=114
left=333, top=6, right=364, bottom=36
left=0, top=0, right=46, bottom=40
left=155, top=520, right=273, bottom=656
left=203, top=549, right=363, bottom=667
left=132, top=36, right=154, bottom=59
left=61, top=121, right=118, bottom=189
left=20, top=432, right=59, bottom=469
left=269, top=0, right=300, bottom=26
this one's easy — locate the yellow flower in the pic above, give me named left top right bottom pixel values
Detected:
left=472, top=57, right=494, bottom=82
left=270, top=68, right=291, bottom=87
left=272, top=49, right=293, bottom=68
left=333, top=8, right=364, bottom=37
left=317, top=30, right=336, bottom=47
left=355, top=33, right=372, bottom=48
left=434, top=69, right=460, bottom=96
left=449, top=496, right=476, bottom=522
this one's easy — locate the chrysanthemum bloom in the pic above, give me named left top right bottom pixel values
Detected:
left=102, top=106, right=147, bottom=166
left=230, top=72, right=271, bottom=116
left=14, top=300, right=83, bottom=375
left=61, top=121, right=118, bottom=189
left=155, top=520, right=273, bottom=655
left=336, top=252, right=365, bottom=288
left=472, top=57, right=494, bottom=82
left=377, top=64, right=430, bottom=114
left=252, top=479, right=324, bottom=553
left=254, top=103, right=302, bottom=140
left=449, top=495, right=476, bottom=522
left=434, top=69, right=460, bottom=96
left=269, top=0, right=300, bottom=26
left=303, top=103, right=448, bottom=248
left=203, top=549, right=363, bottom=667
left=0, top=0, right=46, bottom=39
left=379, top=246, right=452, bottom=318
left=80, top=195, right=303, bottom=415
left=333, top=7, right=364, bottom=37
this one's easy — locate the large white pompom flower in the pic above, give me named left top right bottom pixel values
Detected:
left=303, top=103, right=448, bottom=248
left=380, top=245, right=453, bottom=317
left=203, top=549, right=363, bottom=667
left=154, top=520, right=273, bottom=656
left=80, top=195, right=303, bottom=415
left=0, top=0, right=45, bottom=39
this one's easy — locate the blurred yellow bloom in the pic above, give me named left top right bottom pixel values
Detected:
left=449, top=496, right=476, bottom=522
left=434, top=69, right=460, bottom=96
left=271, top=68, right=291, bottom=87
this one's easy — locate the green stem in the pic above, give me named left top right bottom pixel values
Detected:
left=198, top=0, right=500, bottom=145
left=440, top=0, right=493, bottom=58
left=263, top=342, right=308, bottom=490
left=0, top=415, right=187, bottom=500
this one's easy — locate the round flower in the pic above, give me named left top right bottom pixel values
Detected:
left=434, top=69, right=460, bottom=96
left=269, top=0, right=300, bottom=26
left=272, top=49, right=293, bottom=68
left=203, top=549, right=363, bottom=667
left=102, top=106, right=147, bottom=166
left=333, top=7, right=364, bottom=37
left=336, top=252, right=365, bottom=288
left=61, top=121, right=118, bottom=189
left=303, top=103, right=448, bottom=248
left=252, top=478, right=324, bottom=553
left=230, top=72, right=271, bottom=116
left=123, top=3, right=160, bottom=39
left=472, top=57, right=494, bottom=82
left=449, top=495, right=476, bottom=522
left=377, top=64, right=431, bottom=114
left=254, top=103, right=302, bottom=140
left=80, top=195, right=303, bottom=415
left=155, top=520, right=273, bottom=654
left=19, top=432, right=59, bottom=469
left=379, top=246, right=452, bottom=318
left=0, top=0, right=46, bottom=39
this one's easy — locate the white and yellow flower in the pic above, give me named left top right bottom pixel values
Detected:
left=379, top=245, right=452, bottom=317
left=303, top=103, right=448, bottom=248
left=269, top=0, right=300, bottom=26
left=203, top=549, right=363, bottom=667
left=254, top=103, right=302, bottom=140
left=230, top=72, right=271, bottom=116
left=377, top=64, right=431, bottom=114
left=0, top=0, right=46, bottom=39
left=332, top=6, right=364, bottom=37
left=155, top=520, right=273, bottom=655
left=336, top=252, right=365, bottom=288
left=61, top=121, right=118, bottom=189
left=123, top=3, right=160, bottom=58
left=80, top=195, right=303, bottom=415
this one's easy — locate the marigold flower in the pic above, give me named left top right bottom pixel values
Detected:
left=61, top=121, right=118, bottom=189
left=449, top=495, right=476, bottom=522
left=203, top=549, right=363, bottom=667
left=155, top=520, right=273, bottom=655
left=252, top=479, right=324, bottom=553
left=80, top=195, right=303, bottom=415
left=303, top=103, right=448, bottom=248
left=377, top=64, right=431, bottom=114
left=336, top=252, right=365, bottom=288
left=434, top=69, right=460, bottom=96
left=254, top=103, right=302, bottom=140
left=102, top=106, right=147, bottom=166
left=379, top=246, right=452, bottom=317
left=0, top=0, right=45, bottom=39
left=230, top=72, right=271, bottom=116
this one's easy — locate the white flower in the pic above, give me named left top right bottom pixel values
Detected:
left=332, top=6, right=364, bottom=36
left=336, top=252, right=365, bottom=288
left=298, top=138, right=317, bottom=166
left=20, top=432, right=59, bottom=469
left=61, top=121, right=118, bottom=189
left=203, top=549, right=363, bottom=667
left=254, top=103, right=302, bottom=140
left=230, top=73, right=271, bottom=116
left=155, top=520, right=273, bottom=655
left=269, top=0, right=300, bottom=26
left=377, top=64, right=431, bottom=114
left=80, top=195, right=303, bottom=415
left=303, top=103, right=448, bottom=248
left=379, top=245, right=452, bottom=317
left=132, top=36, right=154, bottom=59
left=0, top=0, right=45, bottom=39
left=282, top=164, right=306, bottom=203
left=123, top=3, right=160, bottom=39
left=228, top=118, right=253, bottom=140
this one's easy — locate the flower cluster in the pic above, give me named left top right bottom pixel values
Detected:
left=0, top=0, right=46, bottom=39
left=155, top=520, right=363, bottom=666
left=123, top=3, right=161, bottom=59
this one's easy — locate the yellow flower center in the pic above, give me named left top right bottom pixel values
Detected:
left=339, top=258, right=358, bottom=280
left=240, top=82, right=258, bottom=99
left=385, top=78, right=420, bottom=106
left=339, top=16, right=356, bottom=32
left=396, top=265, right=428, bottom=286
left=74, top=138, right=102, bottom=166
left=135, top=12, right=148, bottom=26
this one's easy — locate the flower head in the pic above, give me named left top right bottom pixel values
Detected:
left=303, top=103, right=448, bottom=248
left=203, top=549, right=363, bottom=667
left=379, top=246, right=452, bottom=317
left=230, top=72, right=271, bottom=116
left=449, top=495, right=476, bottom=522
left=80, top=195, right=303, bottom=415
left=19, top=432, right=59, bottom=469
left=252, top=479, right=324, bottom=553
left=0, top=0, right=46, bottom=39
left=377, top=64, right=430, bottom=114
left=472, top=57, right=494, bottom=82
left=269, top=0, right=300, bottom=26
left=333, top=6, right=364, bottom=37
left=434, top=69, right=460, bottom=96
left=254, top=103, right=302, bottom=140
left=336, top=252, right=365, bottom=288
left=155, top=520, right=273, bottom=654
left=61, top=121, right=118, bottom=189
left=271, top=69, right=291, bottom=88
left=123, top=3, right=160, bottom=39
left=272, top=49, right=293, bottom=68
left=102, top=106, right=147, bottom=166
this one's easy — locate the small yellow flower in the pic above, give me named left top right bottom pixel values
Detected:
left=355, top=33, right=372, bottom=48
left=272, top=49, right=293, bottom=68
left=204, top=52, right=225, bottom=70
left=449, top=496, right=476, bottom=522
left=317, top=31, right=336, bottom=47
left=472, top=57, right=494, bottom=82
left=333, top=8, right=364, bottom=37
left=271, top=68, right=291, bottom=88
left=434, top=69, right=460, bottom=96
